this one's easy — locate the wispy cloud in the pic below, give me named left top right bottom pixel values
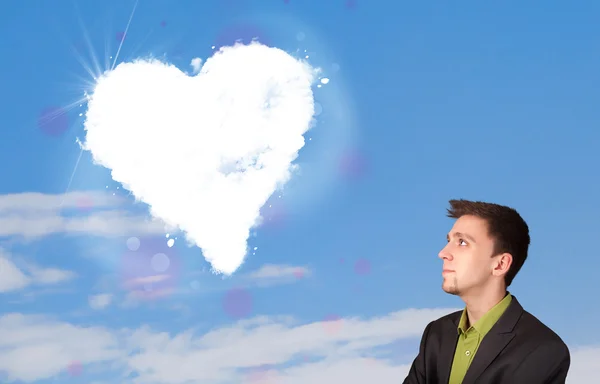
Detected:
left=0, top=309, right=596, bottom=383
left=246, top=264, right=310, bottom=280
left=0, top=313, right=121, bottom=382
left=180, top=264, right=311, bottom=298
left=0, top=191, right=123, bottom=213
left=88, top=294, right=113, bottom=310
left=0, top=192, right=167, bottom=239
left=0, top=308, right=449, bottom=383
left=0, top=253, right=29, bottom=293
left=0, top=249, right=76, bottom=293
left=23, top=263, right=77, bottom=285
left=244, top=264, right=310, bottom=287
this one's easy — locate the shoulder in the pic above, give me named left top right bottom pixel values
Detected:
left=518, top=310, right=570, bottom=356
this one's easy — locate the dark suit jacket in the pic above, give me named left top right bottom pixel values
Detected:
left=403, top=296, right=570, bottom=384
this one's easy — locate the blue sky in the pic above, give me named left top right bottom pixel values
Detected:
left=1, top=0, right=599, bottom=383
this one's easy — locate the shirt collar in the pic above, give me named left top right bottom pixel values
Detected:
left=457, top=292, right=512, bottom=337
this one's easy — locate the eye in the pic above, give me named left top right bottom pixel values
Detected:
left=458, top=239, right=468, bottom=246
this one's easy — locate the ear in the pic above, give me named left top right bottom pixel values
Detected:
left=492, top=253, right=513, bottom=277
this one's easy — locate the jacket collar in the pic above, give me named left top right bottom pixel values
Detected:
left=437, top=295, right=524, bottom=384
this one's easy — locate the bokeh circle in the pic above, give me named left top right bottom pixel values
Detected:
left=223, top=287, right=253, bottom=319
left=119, top=236, right=181, bottom=301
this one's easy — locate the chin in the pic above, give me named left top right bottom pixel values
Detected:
left=441, top=282, right=459, bottom=296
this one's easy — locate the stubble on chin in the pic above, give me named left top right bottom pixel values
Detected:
left=442, top=276, right=459, bottom=295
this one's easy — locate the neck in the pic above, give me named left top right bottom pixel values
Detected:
left=461, top=284, right=507, bottom=326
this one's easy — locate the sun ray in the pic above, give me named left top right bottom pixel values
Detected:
left=63, top=96, right=90, bottom=114
left=111, top=0, right=139, bottom=70
left=104, top=32, right=111, bottom=73
left=72, top=0, right=104, bottom=79
left=64, top=73, right=97, bottom=92
left=59, top=0, right=142, bottom=208
left=42, top=3, right=100, bottom=89
left=125, top=28, right=156, bottom=62
left=59, top=145, right=85, bottom=207
left=68, top=43, right=98, bottom=82
left=39, top=96, right=88, bottom=124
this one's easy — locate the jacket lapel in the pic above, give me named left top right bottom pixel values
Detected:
left=461, top=296, right=524, bottom=384
left=437, top=314, right=460, bottom=384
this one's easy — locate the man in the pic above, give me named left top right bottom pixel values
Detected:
left=403, top=199, right=570, bottom=384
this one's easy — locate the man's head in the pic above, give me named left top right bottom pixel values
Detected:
left=438, top=199, right=530, bottom=297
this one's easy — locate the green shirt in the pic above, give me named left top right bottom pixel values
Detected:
left=448, top=293, right=512, bottom=384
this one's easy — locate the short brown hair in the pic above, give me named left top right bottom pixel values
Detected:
left=446, top=199, right=530, bottom=287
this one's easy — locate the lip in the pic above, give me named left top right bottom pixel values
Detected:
left=442, top=269, right=455, bottom=274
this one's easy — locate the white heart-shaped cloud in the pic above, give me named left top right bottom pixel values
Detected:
left=83, top=43, right=317, bottom=274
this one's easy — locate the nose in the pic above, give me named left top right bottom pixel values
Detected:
left=438, top=244, right=452, bottom=261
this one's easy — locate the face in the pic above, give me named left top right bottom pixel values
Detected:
left=438, top=215, right=509, bottom=297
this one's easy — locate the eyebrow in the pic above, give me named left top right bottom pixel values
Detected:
left=446, top=231, right=477, bottom=243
